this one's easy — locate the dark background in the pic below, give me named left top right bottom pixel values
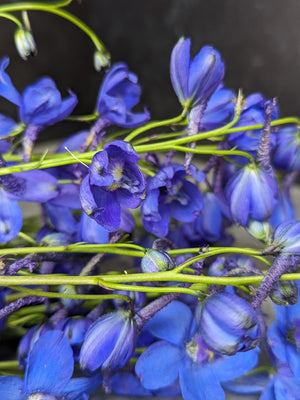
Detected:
left=1, top=0, right=300, bottom=140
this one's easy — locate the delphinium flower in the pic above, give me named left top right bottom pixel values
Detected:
left=135, top=300, right=259, bottom=400
left=170, top=37, right=225, bottom=112
left=226, top=93, right=278, bottom=158
left=82, top=62, right=150, bottom=150
left=0, top=57, right=78, bottom=161
left=170, top=37, right=225, bottom=172
left=225, top=99, right=278, bottom=226
left=0, top=330, right=101, bottom=399
left=197, top=292, right=260, bottom=355
left=0, top=161, right=59, bottom=242
left=80, top=140, right=145, bottom=232
left=272, top=125, right=300, bottom=171
left=225, top=300, right=300, bottom=399
left=80, top=310, right=137, bottom=373
left=141, top=163, right=203, bottom=237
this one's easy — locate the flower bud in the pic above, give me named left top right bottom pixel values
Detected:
left=246, top=220, right=272, bottom=242
left=80, top=310, right=137, bottom=372
left=269, top=279, right=298, bottom=306
left=267, top=220, right=300, bottom=255
left=14, top=27, right=37, bottom=60
left=93, top=49, right=110, bottom=71
left=141, top=249, right=175, bottom=273
left=198, top=292, right=260, bottom=355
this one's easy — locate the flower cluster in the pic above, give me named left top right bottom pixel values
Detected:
left=0, top=2, right=300, bottom=400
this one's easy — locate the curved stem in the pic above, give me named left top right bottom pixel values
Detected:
left=124, top=114, right=184, bottom=142
left=0, top=12, right=22, bottom=27
left=0, top=1, right=108, bottom=54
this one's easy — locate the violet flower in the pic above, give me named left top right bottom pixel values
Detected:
left=197, top=292, right=260, bottom=355
left=0, top=57, right=77, bottom=160
left=80, top=310, right=137, bottom=373
left=141, top=163, right=203, bottom=237
left=95, top=62, right=150, bottom=128
left=170, top=37, right=225, bottom=110
left=80, top=140, right=145, bottom=232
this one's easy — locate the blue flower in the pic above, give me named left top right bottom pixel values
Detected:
left=200, top=85, right=236, bottom=131
left=96, top=62, right=150, bottom=128
left=170, top=37, right=225, bottom=109
left=225, top=163, right=278, bottom=226
left=0, top=57, right=77, bottom=160
left=0, top=330, right=101, bottom=400
left=80, top=140, right=145, bottom=231
left=80, top=310, right=137, bottom=373
left=227, top=93, right=278, bottom=157
left=197, top=292, right=260, bottom=355
left=268, top=219, right=300, bottom=255
left=141, top=163, right=203, bottom=237
left=135, top=300, right=259, bottom=400
left=272, top=125, right=300, bottom=171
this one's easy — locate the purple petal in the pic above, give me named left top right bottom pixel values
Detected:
left=0, top=188, right=22, bottom=243
left=170, top=37, right=190, bottom=105
left=0, top=376, right=25, bottom=400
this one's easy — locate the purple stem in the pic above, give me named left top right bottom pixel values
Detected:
left=251, top=254, right=294, bottom=309
left=0, top=296, right=45, bottom=320
left=185, top=102, right=207, bottom=175
left=256, top=98, right=276, bottom=173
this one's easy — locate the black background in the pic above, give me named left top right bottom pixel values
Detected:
left=1, top=0, right=300, bottom=140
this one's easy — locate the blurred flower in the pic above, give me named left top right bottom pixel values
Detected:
left=96, top=62, right=150, bottom=128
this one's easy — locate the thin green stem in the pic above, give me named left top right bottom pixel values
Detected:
left=171, top=145, right=254, bottom=162
left=0, top=360, right=19, bottom=369
left=0, top=12, right=22, bottom=27
left=124, top=114, right=184, bottom=142
left=8, top=285, right=131, bottom=302
left=17, top=232, right=37, bottom=246
left=98, top=278, right=199, bottom=296
left=0, top=1, right=107, bottom=53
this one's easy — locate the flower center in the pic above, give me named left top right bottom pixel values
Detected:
left=185, top=335, right=214, bottom=364
left=28, top=393, right=57, bottom=400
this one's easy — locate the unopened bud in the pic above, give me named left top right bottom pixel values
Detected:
left=141, top=249, right=175, bottom=273
left=246, top=220, right=272, bottom=242
left=270, top=279, right=298, bottom=306
left=93, top=49, right=110, bottom=71
left=14, top=27, right=37, bottom=60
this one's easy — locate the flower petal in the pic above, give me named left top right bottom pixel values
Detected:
left=24, top=330, right=74, bottom=395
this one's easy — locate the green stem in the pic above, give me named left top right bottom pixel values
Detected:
left=171, top=145, right=254, bottom=162
left=0, top=360, right=19, bottom=369
left=0, top=12, right=22, bottom=27
left=0, top=1, right=107, bottom=53
left=1, top=271, right=300, bottom=288
left=124, top=114, right=184, bottom=142
left=8, top=285, right=131, bottom=302
left=98, top=278, right=199, bottom=296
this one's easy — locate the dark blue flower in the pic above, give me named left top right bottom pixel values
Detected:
left=225, top=163, right=278, bottom=226
left=141, top=163, right=203, bottom=237
left=170, top=38, right=225, bottom=110
left=80, top=140, right=145, bottom=231
left=136, top=300, right=259, bottom=400
left=96, top=62, right=150, bottom=128
left=0, top=330, right=101, bottom=400
left=80, top=310, right=137, bottom=373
